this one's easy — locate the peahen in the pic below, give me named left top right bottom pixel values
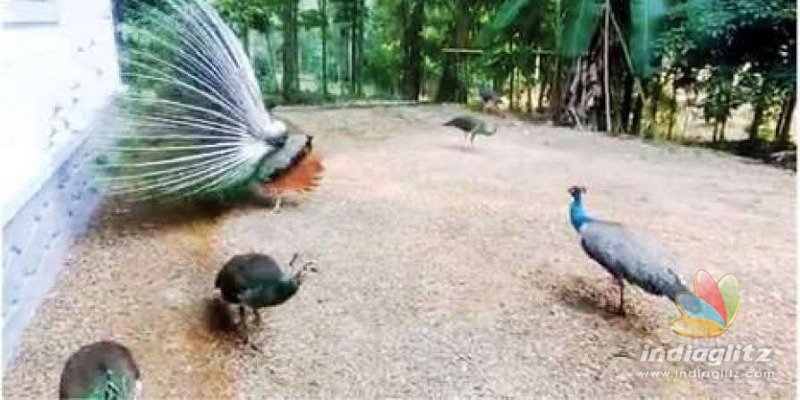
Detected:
left=93, top=0, right=322, bottom=212
left=59, top=341, right=141, bottom=400
left=215, top=253, right=316, bottom=343
left=568, top=186, right=689, bottom=314
left=478, top=86, right=503, bottom=107
left=443, top=115, right=496, bottom=146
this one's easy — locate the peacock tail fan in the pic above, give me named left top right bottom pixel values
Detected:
left=90, top=0, right=319, bottom=205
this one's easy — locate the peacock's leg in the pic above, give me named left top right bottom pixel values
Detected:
left=253, top=309, right=262, bottom=326
left=271, top=196, right=282, bottom=213
left=470, top=132, right=477, bottom=145
left=238, top=306, right=248, bottom=335
left=237, top=306, right=262, bottom=351
left=616, top=277, right=626, bottom=315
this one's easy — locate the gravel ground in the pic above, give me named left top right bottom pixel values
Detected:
left=3, top=104, right=796, bottom=398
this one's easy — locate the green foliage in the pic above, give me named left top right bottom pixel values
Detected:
left=216, top=0, right=281, bottom=33
left=629, top=0, right=667, bottom=77
left=485, top=0, right=532, bottom=34
left=560, top=0, right=602, bottom=57
left=114, top=0, right=795, bottom=148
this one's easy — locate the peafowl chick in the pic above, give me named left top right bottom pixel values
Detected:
left=443, top=115, right=496, bottom=146
left=59, top=341, right=141, bottom=400
left=215, top=253, right=316, bottom=343
left=568, top=186, right=689, bottom=314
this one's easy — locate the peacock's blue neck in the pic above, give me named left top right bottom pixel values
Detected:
left=570, top=197, right=591, bottom=231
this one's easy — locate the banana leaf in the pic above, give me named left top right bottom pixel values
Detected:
left=479, top=0, right=533, bottom=44
left=629, top=0, right=667, bottom=77
left=560, top=0, right=603, bottom=57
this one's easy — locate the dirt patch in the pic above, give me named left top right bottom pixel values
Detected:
left=4, top=105, right=795, bottom=397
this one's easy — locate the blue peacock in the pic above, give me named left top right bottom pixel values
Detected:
left=568, top=186, right=689, bottom=314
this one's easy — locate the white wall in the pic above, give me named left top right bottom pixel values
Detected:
left=1, top=0, right=120, bottom=365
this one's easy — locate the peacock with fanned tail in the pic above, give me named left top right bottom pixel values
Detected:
left=568, top=186, right=689, bottom=314
left=92, top=0, right=322, bottom=210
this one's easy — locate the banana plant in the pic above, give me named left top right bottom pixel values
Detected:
left=485, top=0, right=667, bottom=77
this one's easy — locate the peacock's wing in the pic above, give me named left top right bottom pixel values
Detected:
left=91, top=0, right=291, bottom=202
left=579, top=220, right=688, bottom=300
left=443, top=115, right=479, bottom=132
left=217, top=254, right=285, bottom=293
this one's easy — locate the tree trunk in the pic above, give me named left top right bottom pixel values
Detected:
left=509, top=41, right=516, bottom=110
left=666, top=83, right=678, bottom=140
left=620, top=71, right=634, bottom=132
left=647, top=76, right=662, bottom=137
left=775, top=90, right=796, bottom=149
left=602, top=0, right=611, bottom=133
left=748, top=96, right=766, bottom=143
left=355, top=0, right=364, bottom=96
left=281, top=1, right=299, bottom=101
left=320, top=0, right=328, bottom=99
left=401, top=0, right=423, bottom=100
left=712, top=123, right=718, bottom=143
left=435, top=0, right=468, bottom=102
left=537, top=82, right=548, bottom=111
left=547, top=56, right=564, bottom=117
left=631, top=93, right=643, bottom=135
left=349, top=10, right=356, bottom=95
left=526, top=75, right=533, bottom=114
left=537, top=56, right=549, bottom=111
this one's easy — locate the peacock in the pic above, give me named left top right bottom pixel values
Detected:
left=59, top=341, right=141, bottom=400
left=478, top=86, right=503, bottom=107
left=214, top=253, right=316, bottom=343
left=443, top=115, right=496, bottom=146
left=568, top=186, right=689, bottom=314
left=93, top=0, right=322, bottom=211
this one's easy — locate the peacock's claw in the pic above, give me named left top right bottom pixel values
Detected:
left=247, top=340, right=263, bottom=354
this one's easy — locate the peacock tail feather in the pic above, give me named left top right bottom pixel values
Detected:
left=85, top=370, right=135, bottom=400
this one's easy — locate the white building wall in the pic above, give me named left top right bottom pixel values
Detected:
left=1, top=0, right=120, bottom=365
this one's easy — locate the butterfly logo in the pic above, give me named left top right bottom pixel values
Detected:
left=671, top=270, right=741, bottom=338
